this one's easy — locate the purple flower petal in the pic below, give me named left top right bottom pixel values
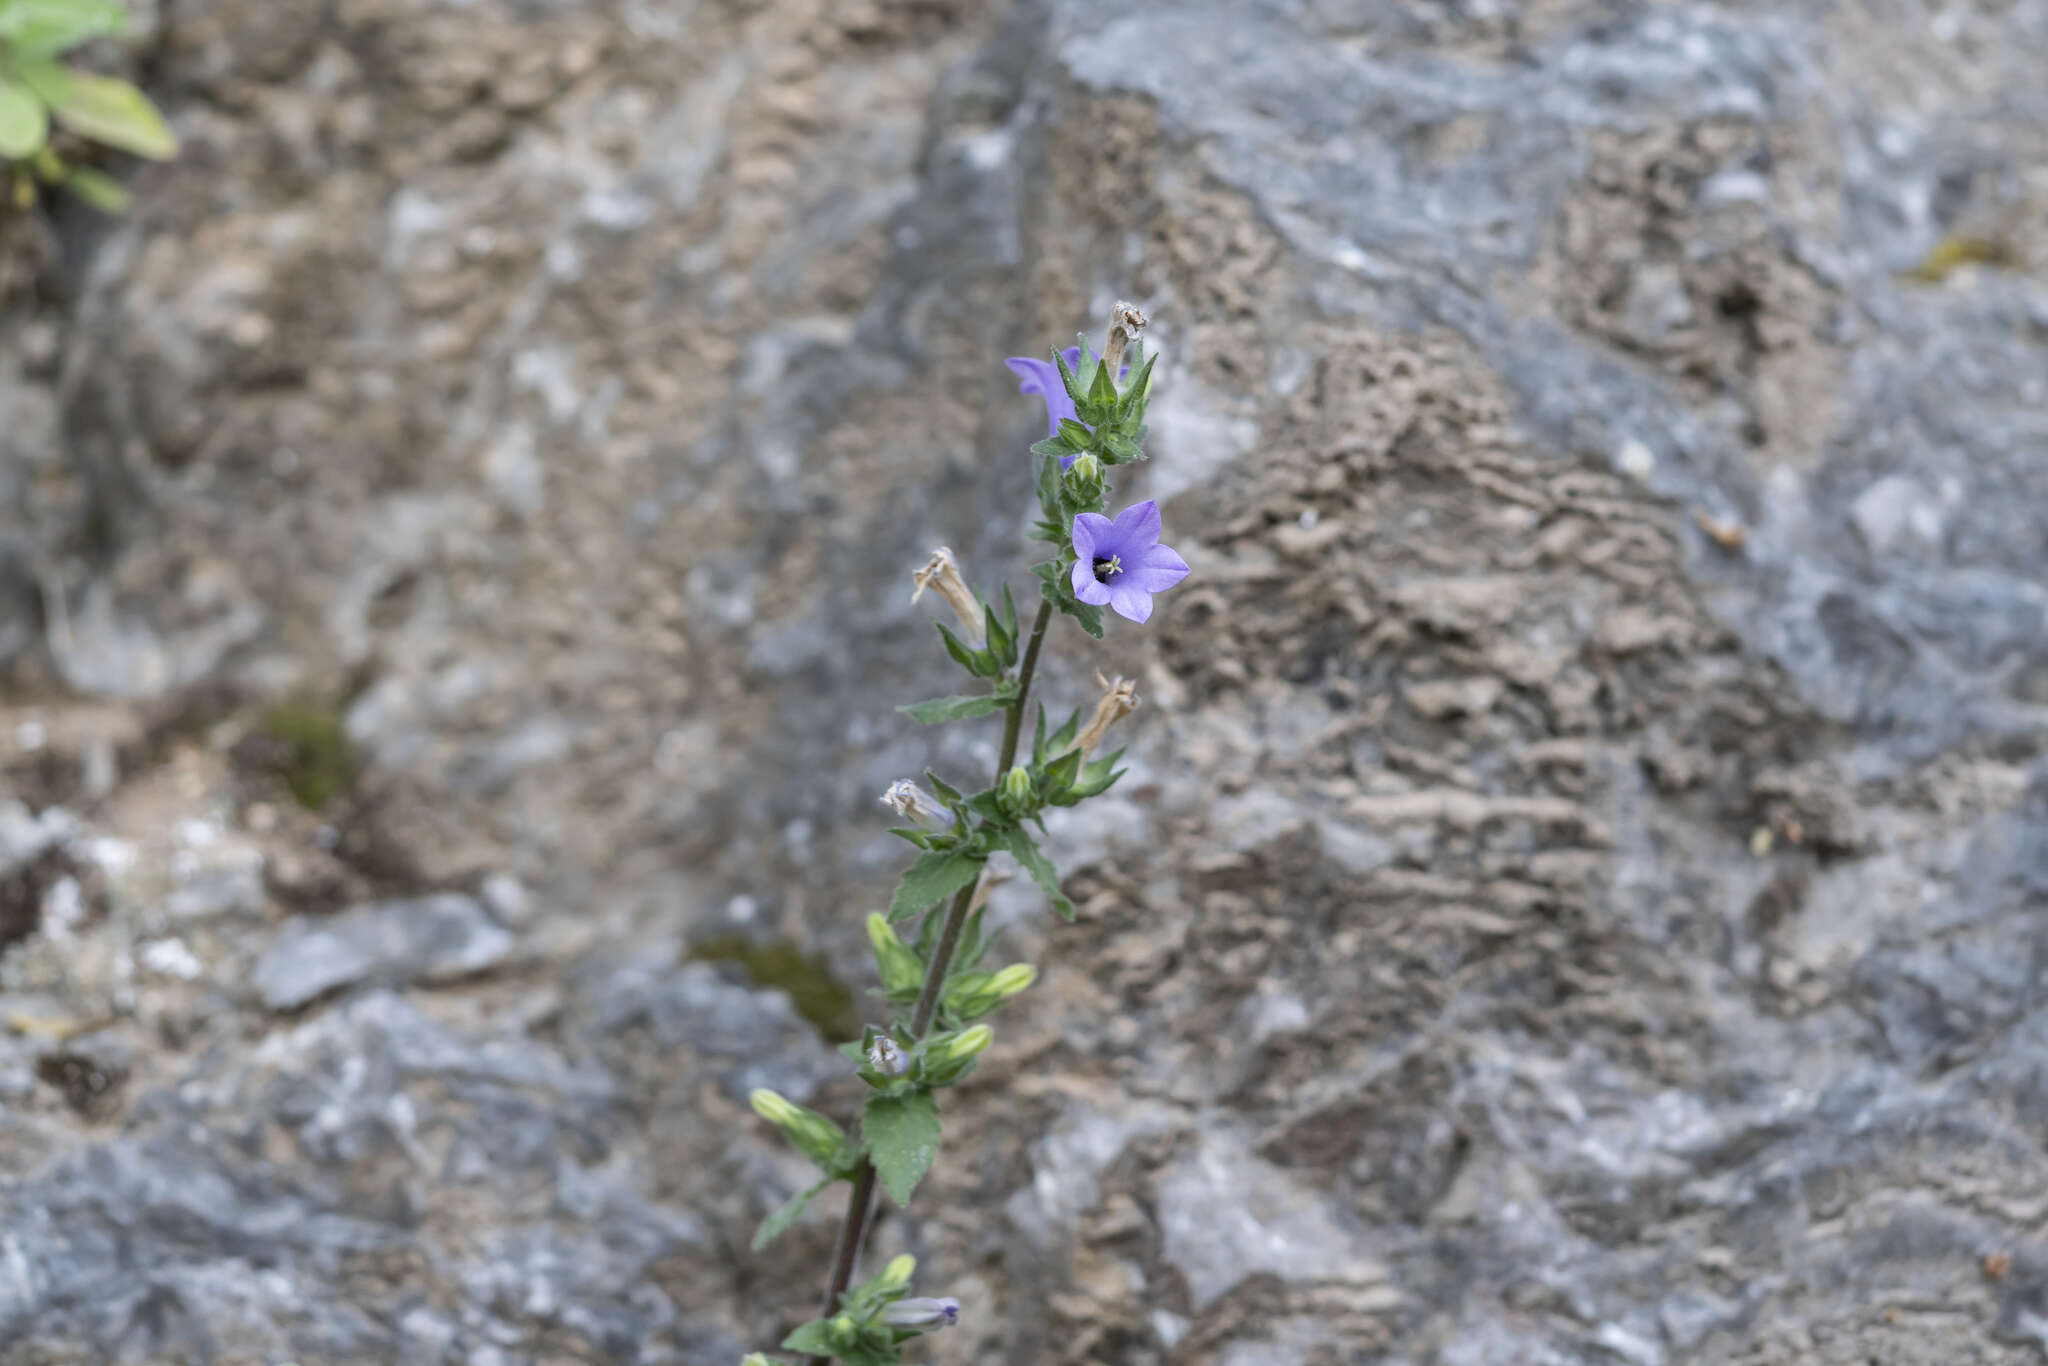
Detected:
left=1107, top=580, right=1154, bottom=623
left=1070, top=513, right=1109, bottom=563
left=1125, top=543, right=1190, bottom=593
left=1074, top=566, right=1113, bottom=606
left=1110, top=499, right=1161, bottom=545
left=1005, top=356, right=1076, bottom=438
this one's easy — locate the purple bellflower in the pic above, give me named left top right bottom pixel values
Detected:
left=1070, top=500, right=1190, bottom=624
left=1005, top=346, right=1127, bottom=468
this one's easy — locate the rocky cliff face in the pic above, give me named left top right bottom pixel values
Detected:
left=2, top=0, right=2046, bottom=1362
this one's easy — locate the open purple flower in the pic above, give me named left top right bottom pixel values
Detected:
left=1005, top=347, right=1127, bottom=469
left=1070, top=501, right=1190, bottom=624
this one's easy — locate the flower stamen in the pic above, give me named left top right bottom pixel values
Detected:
left=1093, top=553, right=1124, bottom=581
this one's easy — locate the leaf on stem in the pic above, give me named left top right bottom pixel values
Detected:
left=991, top=826, right=1074, bottom=920
left=899, top=694, right=1007, bottom=724
left=864, top=1090, right=941, bottom=1205
left=779, top=1321, right=840, bottom=1353
left=887, top=850, right=985, bottom=923
left=751, top=1176, right=833, bottom=1251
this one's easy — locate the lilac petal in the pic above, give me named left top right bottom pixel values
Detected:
left=1005, top=356, right=1078, bottom=437
left=1125, top=543, right=1190, bottom=593
left=1110, top=499, right=1162, bottom=547
left=1073, top=563, right=1113, bottom=606
left=1106, top=581, right=1153, bottom=623
left=1070, top=513, right=1110, bottom=564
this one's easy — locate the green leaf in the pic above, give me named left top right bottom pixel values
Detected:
left=899, top=693, right=1007, bottom=724
left=887, top=849, right=985, bottom=922
left=61, top=163, right=125, bottom=212
left=924, top=769, right=964, bottom=806
left=21, top=65, right=176, bottom=160
left=1088, top=349, right=1119, bottom=409
left=932, top=621, right=994, bottom=677
left=780, top=1321, right=840, bottom=1354
left=752, top=1176, right=833, bottom=1251
left=864, top=1090, right=940, bottom=1205
left=1043, top=744, right=1084, bottom=794
left=984, top=602, right=1014, bottom=668
left=1045, top=707, right=1081, bottom=756
left=952, top=905, right=991, bottom=973
left=1116, top=351, right=1157, bottom=420
left=1030, top=702, right=1049, bottom=764
left=886, top=825, right=934, bottom=849
left=1029, top=435, right=1074, bottom=458
left=1101, top=430, right=1143, bottom=463
left=993, top=826, right=1073, bottom=920
left=1001, top=582, right=1019, bottom=642
left=1035, top=452, right=1063, bottom=521
left=1053, top=346, right=1087, bottom=407
left=0, top=79, right=49, bottom=159
left=0, top=1, right=125, bottom=59
left=1056, top=417, right=1094, bottom=452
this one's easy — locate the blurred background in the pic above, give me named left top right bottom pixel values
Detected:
left=2, top=0, right=2047, bottom=1361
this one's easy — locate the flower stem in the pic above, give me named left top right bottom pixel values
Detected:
left=805, top=598, right=1056, bottom=1362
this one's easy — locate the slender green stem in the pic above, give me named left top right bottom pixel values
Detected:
left=804, top=598, right=1056, bottom=1362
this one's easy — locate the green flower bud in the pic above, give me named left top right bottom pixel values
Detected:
left=948, top=1024, right=993, bottom=1058
left=749, top=1089, right=846, bottom=1168
left=944, top=963, right=1037, bottom=1020
left=740, top=1355, right=782, bottom=1366
left=1064, top=450, right=1105, bottom=499
left=999, top=764, right=1036, bottom=818
left=918, top=1024, right=995, bottom=1085
left=866, top=912, right=926, bottom=995
left=829, top=1314, right=860, bottom=1348
left=877, top=1253, right=917, bottom=1294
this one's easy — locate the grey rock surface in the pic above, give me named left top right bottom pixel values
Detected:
left=0, top=0, right=2044, bottom=1362
left=252, top=893, right=514, bottom=1011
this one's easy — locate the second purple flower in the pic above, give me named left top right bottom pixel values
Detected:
left=1070, top=500, right=1190, bottom=624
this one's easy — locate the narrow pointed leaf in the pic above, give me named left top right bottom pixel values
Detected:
left=900, top=694, right=1007, bottom=724
left=752, top=1176, right=833, bottom=1251
left=924, top=770, right=964, bottom=805
left=61, top=163, right=126, bottom=212
left=1053, top=346, right=1087, bottom=406
left=992, top=826, right=1073, bottom=920
left=25, top=66, right=176, bottom=159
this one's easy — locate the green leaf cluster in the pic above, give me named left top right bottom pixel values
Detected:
left=0, top=0, right=175, bottom=212
left=780, top=1251, right=950, bottom=1366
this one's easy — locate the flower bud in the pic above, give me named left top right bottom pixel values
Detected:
left=1071, top=672, right=1139, bottom=757
left=829, top=1314, right=859, bottom=1347
left=944, top=963, right=1037, bottom=1020
left=876, top=1254, right=917, bottom=1294
left=749, top=1089, right=846, bottom=1168
left=880, top=779, right=947, bottom=827
left=866, top=913, right=925, bottom=995
left=1064, top=450, right=1105, bottom=499
left=740, top=1356, right=782, bottom=1366
left=936, top=1024, right=993, bottom=1062
left=999, top=765, right=1035, bottom=818
left=910, top=547, right=984, bottom=646
left=881, top=1296, right=960, bottom=1330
